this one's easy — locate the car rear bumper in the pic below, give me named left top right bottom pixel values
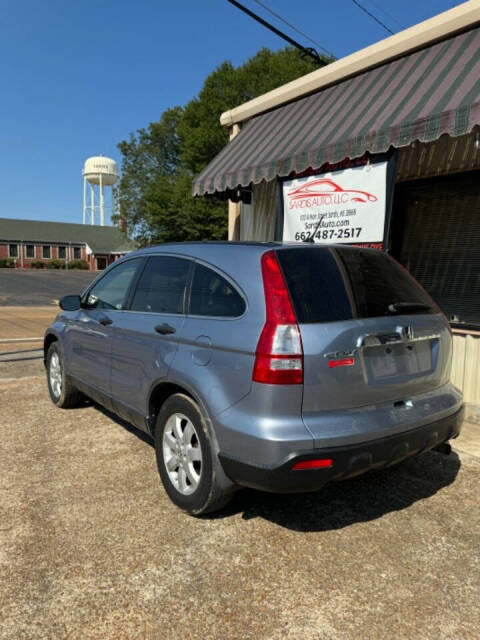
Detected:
left=218, top=405, right=464, bottom=493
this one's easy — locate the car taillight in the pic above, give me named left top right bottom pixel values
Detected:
left=252, top=250, right=303, bottom=385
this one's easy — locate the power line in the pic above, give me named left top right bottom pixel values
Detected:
left=226, top=0, right=328, bottom=66
left=367, top=0, right=404, bottom=29
left=253, top=0, right=335, bottom=59
left=351, top=0, right=395, bottom=35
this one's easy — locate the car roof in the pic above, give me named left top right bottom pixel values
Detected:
left=112, top=242, right=383, bottom=309
left=123, top=243, right=381, bottom=279
left=131, top=241, right=376, bottom=256
left=137, top=241, right=280, bottom=251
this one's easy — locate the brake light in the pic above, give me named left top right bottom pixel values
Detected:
left=252, top=250, right=303, bottom=385
left=292, top=459, right=332, bottom=470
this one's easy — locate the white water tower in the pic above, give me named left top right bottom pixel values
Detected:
left=82, top=155, right=119, bottom=225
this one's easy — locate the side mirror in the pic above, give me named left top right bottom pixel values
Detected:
left=59, top=294, right=82, bottom=311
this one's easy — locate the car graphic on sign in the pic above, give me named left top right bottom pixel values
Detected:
left=287, top=178, right=377, bottom=203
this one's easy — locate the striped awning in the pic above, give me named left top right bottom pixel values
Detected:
left=193, top=26, right=480, bottom=196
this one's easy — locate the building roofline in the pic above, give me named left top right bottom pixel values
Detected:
left=0, top=216, right=115, bottom=229
left=0, top=217, right=134, bottom=253
left=0, top=238, right=85, bottom=245
left=220, top=1, right=480, bottom=127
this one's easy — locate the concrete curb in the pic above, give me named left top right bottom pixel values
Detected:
left=0, top=349, right=44, bottom=362
left=465, top=403, right=480, bottom=424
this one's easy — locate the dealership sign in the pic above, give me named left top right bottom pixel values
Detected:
left=282, top=162, right=388, bottom=246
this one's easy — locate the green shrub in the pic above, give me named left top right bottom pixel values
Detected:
left=46, top=259, right=65, bottom=269
left=68, top=259, right=89, bottom=270
left=30, top=260, right=45, bottom=269
left=0, top=258, right=15, bottom=268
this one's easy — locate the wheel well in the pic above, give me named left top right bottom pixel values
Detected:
left=148, top=383, right=194, bottom=436
left=44, top=333, right=58, bottom=365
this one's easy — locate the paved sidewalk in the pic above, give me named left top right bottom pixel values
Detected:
left=0, top=306, right=57, bottom=352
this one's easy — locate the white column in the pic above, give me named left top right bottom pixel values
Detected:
left=111, top=186, right=116, bottom=222
left=83, top=177, right=87, bottom=224
left=228, top=124, right=242, bottom=240
left=100, top=173, right=104, bottom=226
left=90, top=183, right=95, bottom=225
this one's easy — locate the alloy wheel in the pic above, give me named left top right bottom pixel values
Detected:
left=162, top=412, right=203, bottom=495
left=49, top=352, right=62, bottom=398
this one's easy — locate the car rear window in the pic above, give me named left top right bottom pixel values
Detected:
left=276, top=247, right=436, bottom=324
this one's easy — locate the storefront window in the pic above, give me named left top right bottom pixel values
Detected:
left=391, top=171, right=480, bottom=329
left=43, top=245, right=51, bottom=259
left=26, top=245, right=34, bottom=258
left=9, top=244, right=18, bottom=258
left=74, top=247, right=81, bottom=260
left=58, top=246, right=66, bottom=259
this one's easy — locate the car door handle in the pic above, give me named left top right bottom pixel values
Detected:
left=98, top=316, right=113, bottom=326
left=155, top=323, right=176, bottom=335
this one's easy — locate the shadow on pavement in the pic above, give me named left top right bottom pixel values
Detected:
left=218, top=451, right=461, bottom=531
left=94, top=404, right=154, bottom=447
left=90, top=402, right=461, bottom=532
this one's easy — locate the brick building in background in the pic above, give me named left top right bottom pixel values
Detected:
left=0, top=218, right=134, bottom=270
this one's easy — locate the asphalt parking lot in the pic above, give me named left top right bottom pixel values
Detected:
left=0, top=270, right=95, bottom=306
left=1, top=359, right=479, bottom=639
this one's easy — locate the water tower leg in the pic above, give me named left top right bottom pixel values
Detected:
left=100, top=173, right=104, bottom=226
left=83, top=177, right=87, bottom=224
left=90, top=183, right=95, bottom=225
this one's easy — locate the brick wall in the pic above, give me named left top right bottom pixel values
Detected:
left=0, top=242, right=91, bottom=268
left=1, top=243, right=128, bottom=270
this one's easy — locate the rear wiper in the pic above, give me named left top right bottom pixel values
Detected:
left=387, top=302, right=433, bottom=314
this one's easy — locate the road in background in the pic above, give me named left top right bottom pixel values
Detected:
left=0, top=271, right=97, bottom=356
left=0, top=270, right=95, bottom=306
left=0, top=307, right=60, bottom=355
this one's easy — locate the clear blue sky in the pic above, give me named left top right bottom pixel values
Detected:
left=0, top=0, right=462, bottom=225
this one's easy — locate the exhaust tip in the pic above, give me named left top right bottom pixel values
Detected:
left=433, top=442, right=452, bottom=455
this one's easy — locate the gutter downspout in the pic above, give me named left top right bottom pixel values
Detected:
left=228, top=124, right=242, bottom=240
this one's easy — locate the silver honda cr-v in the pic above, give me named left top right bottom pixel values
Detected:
left=45, top=243, right=463, bottom=515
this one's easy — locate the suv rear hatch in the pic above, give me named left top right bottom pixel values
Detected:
left=276, top=246, right=453, bottom=443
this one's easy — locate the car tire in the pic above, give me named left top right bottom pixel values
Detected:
left=154, top=393, right=235, bottom=515
left=46, top=342, right=84, bottom=408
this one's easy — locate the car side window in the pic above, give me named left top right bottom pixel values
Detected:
left=130, top=256, right=190, bottom=314
left=86, top=258, right=142, bottom=310
left=189, top=263, right=245, bottom=318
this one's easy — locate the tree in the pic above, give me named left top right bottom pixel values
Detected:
left=114, top=107, right=183, bottom=244
left=115, top=47, right=328, bottom=243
